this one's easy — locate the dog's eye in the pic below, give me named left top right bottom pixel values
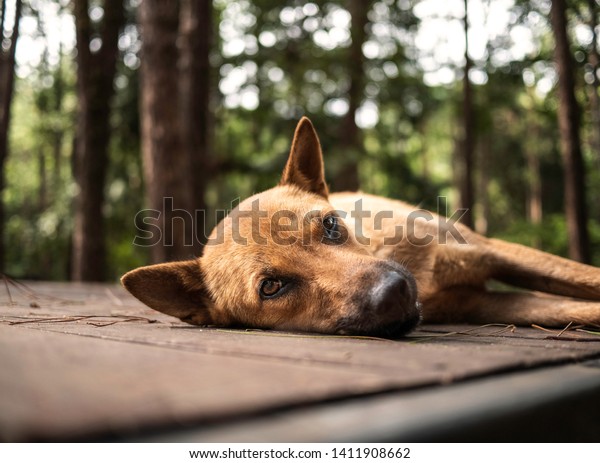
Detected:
left=260, top=279, right=284, bottom=298
left=322, top=215, right=338, bottom=239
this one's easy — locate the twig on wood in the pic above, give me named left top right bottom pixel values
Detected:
left=531, top=324, right=555, bottom=333
left=409, top=323, right=516, bottom=343
left=3, top=275, right=14, bottom=305
left=7, top=314, right=157, bottom=326
left=575, top=328, right=600, bottom=336
left=531, top=322, right=600, bottom=341
left=87, top=315, right=158, bottom=327
left=1, top=274, right=78, bottom=305
left=557, top=321, right=573, bottom=337
left=214, top=328, right=394, bottom=342
left=8, top=316, right=91, bottom=325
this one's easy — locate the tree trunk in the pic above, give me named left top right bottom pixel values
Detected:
left=586, top=0, right=600, bottom=169
left=525, top=121, right=543, bottom=249
left=71, top=0, right=124, bottom=281
left=334, top=0, right=372, bottom=192
left=474, top=135, right=490, bottom=236
left=38, top=148, right=47, bottom=211
left=178, top=0, right=211, bottom=250
left=139, top=0, right=195, bottom=263
left=1, top=0, right=5, bottom=34
left=53, top=40, right=64, bottom=196
left=458, top=0, right=475, bottom=229
left=0, top=0, right=22, bottom=273
left=419, top=119, right=429, bottom=181
left=550, top=0, right=590, bottom=263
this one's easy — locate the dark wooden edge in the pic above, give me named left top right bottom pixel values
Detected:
left=135, top=360, right=600, bottom=443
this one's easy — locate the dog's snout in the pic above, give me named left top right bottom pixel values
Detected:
left=369, top=271, right=411, bottom=313
left=335, top=264, right=421, bottom=337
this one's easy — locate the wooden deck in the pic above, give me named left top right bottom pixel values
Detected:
left=1, top=281, right=600, bottom=442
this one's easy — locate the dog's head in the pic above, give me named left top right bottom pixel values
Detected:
left=122, top=118, right=421, bottom=337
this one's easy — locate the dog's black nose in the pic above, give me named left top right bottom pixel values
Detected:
left=368, top=270, right=412, bottom=314
left=334, top=266, right=421, bottom=337
left=364, top=269, right=421, bottom=337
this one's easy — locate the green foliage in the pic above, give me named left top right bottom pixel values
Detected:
left=6, top=60, right=76, bottom=279
left=5, top=0, right=600, bottom=280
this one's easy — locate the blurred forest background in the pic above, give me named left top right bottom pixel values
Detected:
left=1, top=0, right=600, bottom=282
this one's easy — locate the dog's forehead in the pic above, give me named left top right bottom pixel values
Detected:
left=222, top=185, right=330, bottom=233
left=202, top=185, right=330, bottom=258
left=238, top=185, right=328, bottom=216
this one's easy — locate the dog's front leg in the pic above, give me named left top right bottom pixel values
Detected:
left=423, top=235, right=600, bottom=302
left=421, top=286, right=600, bottom=328
left=485, top=238, right=600, bottom=301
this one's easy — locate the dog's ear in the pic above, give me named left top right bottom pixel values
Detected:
left=121, top=259, right=213, bottom=325
left=280, top=117, right=329, bottom=198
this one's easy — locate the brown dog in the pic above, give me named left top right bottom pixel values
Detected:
left=122, top=117, right=600, bottom=337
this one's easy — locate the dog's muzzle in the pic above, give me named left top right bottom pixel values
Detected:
left=335, top=263, right=422, bottom=338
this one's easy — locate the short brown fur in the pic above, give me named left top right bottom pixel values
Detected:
left=122, top=118, right=600, bottom=336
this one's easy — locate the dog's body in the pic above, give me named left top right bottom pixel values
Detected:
left=122, top=118, right=600, bottom=337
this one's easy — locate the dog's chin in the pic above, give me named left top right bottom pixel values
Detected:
left=372, top=313, right=422, bottom=338
left=335, top=304, right=422, bottom=339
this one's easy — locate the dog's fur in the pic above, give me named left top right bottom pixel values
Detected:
left=122, top=118, right=600, bottom=337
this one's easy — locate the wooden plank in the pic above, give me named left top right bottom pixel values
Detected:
left=167, top=362, right=600, bottom=443
left=1, top=282, right=600, bottom=442
left=7, top=321, right=600, bottom=376
left=2, top=323, right=600, bottom=442
left=0, top=280, right=163, bottom=321
left=0, top=324, right=394, bottom=442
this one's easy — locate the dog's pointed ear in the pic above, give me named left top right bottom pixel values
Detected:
left=280, top=117, right=329, bottom=198
left=121, top=259, right=213, bottom=325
